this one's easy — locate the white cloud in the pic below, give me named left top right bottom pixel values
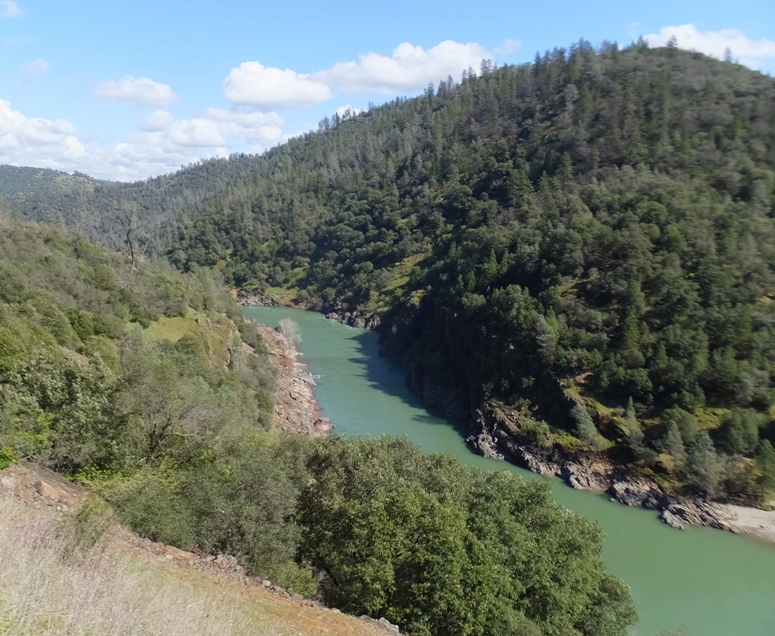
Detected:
left=133, top=108, right=284, bottom=149
left=0, top=99, right=288, bottom=181
left=0, top=2, right=22, bottom=18
left=335, top=104, right=362, bottom=119
left=138, top=109, right=175, bottom=132
left=0, top=100, right=84, bottom=168
left=94, top=76, right=178, bottom=107
left=494, top=39, right=522, bottom=56
left=223, top=38, right=503, bottom=108
left=111, top=109, right=285, bottom=178
left=21, top=59, right=50, bottom=78
left=316, top=40, right=493, bottom=94
left=644, top=24, right=775, bottom=70
left=223, top=62, right=332, bottom=109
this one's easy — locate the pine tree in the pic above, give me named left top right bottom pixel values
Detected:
left=661, top=422, right=687, bottom=472
left=573, top=404, right=602, bottom=450
left=756, top=440, right=775, bottom=493
left=685, top=431, right=723, bottom=496
left=624, top=397, right=645, bottom=452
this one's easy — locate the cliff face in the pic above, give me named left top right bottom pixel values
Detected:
left=379, top=297, right=476, bottom=420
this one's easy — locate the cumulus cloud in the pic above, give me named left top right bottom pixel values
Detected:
left=94, top=76, right=178, bottom=107
left=644, top=24, right=775, bottom=70
left=316, top=40, right=493, bottom=94
left=110, top=109, right=285, bottom=179
left=0, top=98, right=287, bottom=180
left=223, top=38, right=503, bottom=109
left=138, top=109, right=176, bottom=132
left=139, top=108, right=283, bottom=149
left=223, top=62, right=332, bottom=110
left=0, top=100, right=85, bottom=168
left=335, top=104, right=362, bottom=118
left=21, top=59, right=50, bottom=78
left=0, top=2, right=22, bottom=18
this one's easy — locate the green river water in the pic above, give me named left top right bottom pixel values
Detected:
left=244, top=306, right=775, bottom=636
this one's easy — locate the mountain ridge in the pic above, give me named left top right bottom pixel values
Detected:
left=4, top=41, right=775, bottom=505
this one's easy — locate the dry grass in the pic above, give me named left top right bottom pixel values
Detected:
left=0, top=497, right=285, bottom=636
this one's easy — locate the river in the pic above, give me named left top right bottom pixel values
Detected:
left=244, top=306, right=775, bottom=636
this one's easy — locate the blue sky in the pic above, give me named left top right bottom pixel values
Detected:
left=2, top=0, right=774, bottom=180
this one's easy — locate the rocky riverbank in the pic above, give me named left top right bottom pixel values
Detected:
left=235, top=290, right=279, bottom=307
left=235, top=288, right=380, bottom=330
left=467, top=402, right=775, bottom=544
left=243, top=299, right=775, bottom=544
left=257, top=324, right=332, bottom=437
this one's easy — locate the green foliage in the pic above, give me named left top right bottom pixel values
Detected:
left=660, top=423, right=688, bottom=472
left=6, top=44, right=775, bottom=500
left=0, top=446, right=20, bottom=469
left=572, top=404, right=602, bottom=450
left=297, top=435, right=636, bottom=636
left=99, top=433, right=311, bottom=591
left=95, top=466, right=197, bottom=548
left=685, top=431, right=724, bottom=496
left=136, top=45, right=775, bottom=500
left=755, top=440, right=775, bottom=493
left=68, top=497, right=116, bottom=552
left=718, top=409, right=767, bottom=456
left=663, top=407, right=699, bottom=445
left=624, top=397, right=646, bottom=455
left=0, top=351, right=126, bottom=472
left=0, top=220, right=307, bottom=585
left=517, top=415, right=552, bottom=447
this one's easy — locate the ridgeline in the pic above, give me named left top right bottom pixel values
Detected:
left=3, top=42, right=775, bottom=506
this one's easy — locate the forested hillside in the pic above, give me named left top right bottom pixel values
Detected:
left=0, top=214, right=637, bottom=635
left=4, top=41, right=775, bottom=503
left=0, top=157, right=264, bottom=252
left=173, top=43, right=775, bottom=503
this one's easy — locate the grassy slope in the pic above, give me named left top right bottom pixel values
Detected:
left=0, top=463, right=396, bottom=636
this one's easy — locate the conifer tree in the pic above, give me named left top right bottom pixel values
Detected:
left=685, top=431, right=723, bottom=496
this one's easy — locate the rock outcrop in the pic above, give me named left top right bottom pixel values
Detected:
left=609, top=478, right=664, bottom=510
left=466, top=401, right=775, bottom=543
left=236, top=290, right=279, bottom=307
left=325, top=311, right=380, bottom=330
left=0, top=461, right=86, bottom=511
left=659, top=500, right=734, bottom=531
left=405, top=360, right=469, bottom=420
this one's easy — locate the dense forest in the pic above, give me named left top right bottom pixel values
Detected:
left=3, top=41, right=775, bottom=504
left=0, top=213, right=637, bottom=635
left=0, top=154, right=285, bottom=252
left=177, top=44, right=775, bottom=504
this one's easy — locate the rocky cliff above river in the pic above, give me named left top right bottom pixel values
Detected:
left=467, top=402, right=775, bottom=543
